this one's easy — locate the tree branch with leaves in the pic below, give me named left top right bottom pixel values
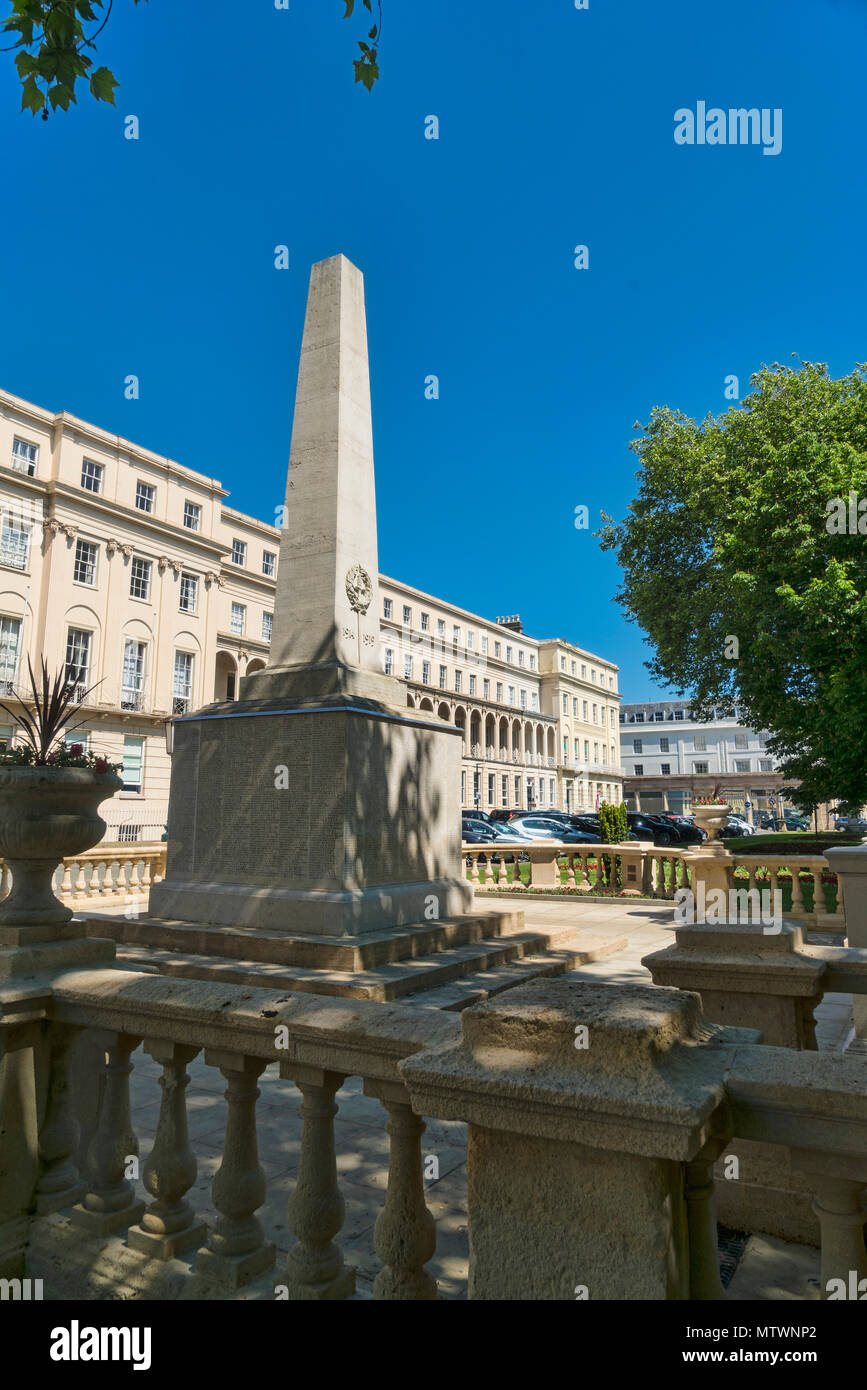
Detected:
left=2, top=0, right=382, bottom=117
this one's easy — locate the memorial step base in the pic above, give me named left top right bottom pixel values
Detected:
left=82, top=909, right=627, bottom=1004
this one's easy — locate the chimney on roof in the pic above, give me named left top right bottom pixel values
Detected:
left=495, top=614, right=523, bottom=633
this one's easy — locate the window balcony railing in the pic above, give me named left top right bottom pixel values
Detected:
left=120, top=689, right=146, bottom=712
left=172, top=696, right=191, bottom=715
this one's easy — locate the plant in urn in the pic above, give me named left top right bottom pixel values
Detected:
left=0, top=660, right=122, bottom=928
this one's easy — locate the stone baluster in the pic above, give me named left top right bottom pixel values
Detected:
left=565, top=855, right=576, bottom=890
left=35, top=1024, right=86, bottom=1215
left=684, top=1138, right=726, bottom=1300
left=128, top=1041, right=206, bottom=1260
left=641, top=851, right=654, bottom=897
left=791, top=1162, right=867, bottom=1299
left=0, top=860, right=9, bottom=899
left=653, top=855, right=663, bottom=898
left=469, top=853, right=480, bottom=887
left=668, top=856, right=679, bottom=896
left=835, top=871, right=844, bottom=920
left=71, top=860, right=87, bottom=900
left=196, top=1051, right=275, bottom=1287
left=577, top=851, right=592, bottom=893
left=72, top=1032, right=145, bottom=1234
left=364, top=1080, right=436, bottom=1300
left=747, top=862, right=758, bottom=899
left=112, top=857, right=127, bottom=895
left=790, top=861, right=806, bottom=915
left=128, top=858, right=143, bottom=896
left=768, top=864, right=780, bottom=913
left=593, top=854, right=605, bottom=892
left=279, top=1064, right=354, bottom=1299
left=141, top=855, right=154, bottom=893
left=59, top=861, right=73, bottom=901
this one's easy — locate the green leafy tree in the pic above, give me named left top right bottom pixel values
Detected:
left=2, top=0, right=382, bottom=117
left=598, top=800, right=627, bottom=890
left=597, top=361, right=867, bottom=811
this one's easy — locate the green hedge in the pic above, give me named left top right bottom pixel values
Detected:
left=724, top=832, right=861, bottom=856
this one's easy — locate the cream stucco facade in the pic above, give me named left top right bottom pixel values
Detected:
left=0, top=388, right=622, bottom=838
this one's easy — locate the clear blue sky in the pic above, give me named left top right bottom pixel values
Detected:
left=2, top=0, right=865, bottom=701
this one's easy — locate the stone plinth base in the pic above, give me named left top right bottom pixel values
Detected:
left=150, top=695, right=469, bottom=938
left=70, top=1199, right=145, bottom=1237
left=35, top=1180, right=86, bottom=1217
left=196, top=1241, right=276, bottom=1289
left=128, top=1220, right=209, bottom=1262
left=276, top=1265, right=356, bottom=1300
left=149, top=878, right=472, bottom=938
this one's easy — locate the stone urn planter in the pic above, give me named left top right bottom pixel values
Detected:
left=0, top=766, right=122, bottom=926
left=691, top=803, right=731, bottom=853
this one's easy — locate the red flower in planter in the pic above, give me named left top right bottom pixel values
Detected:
left=69, top=743, right=84, bottom=757
left=93, top=758, right=109, bottom=773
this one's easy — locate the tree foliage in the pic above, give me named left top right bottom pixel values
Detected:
left=2, top=0, right=381, bottom=117
left=598, top=801, right=628, bottom=844
left=597, top=361, right=867, bottom=810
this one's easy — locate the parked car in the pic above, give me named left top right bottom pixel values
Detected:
left=835, top=815, right=867, bottom=832
left=625, top=812, right=680, bottom=847
left=643, top=814, right=706, bottom=846
left=489, top=808, right=525, bottom=824
left=656, top=812, right=709, bottom=842
left=462, top=809, right=493, bottom=826
left=461, top=818, right=531, bottom=864
left=506, top=815, right=597, bottom=845
left=722, top=814, right=754, bottom=836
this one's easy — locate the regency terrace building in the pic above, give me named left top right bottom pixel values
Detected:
left=0, top=388, right=623, bottom=839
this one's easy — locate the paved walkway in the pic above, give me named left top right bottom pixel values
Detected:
left=70, top=898, right=843, bottom=1300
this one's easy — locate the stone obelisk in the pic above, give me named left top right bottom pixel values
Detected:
left=149, top=255, right=471, bottom=936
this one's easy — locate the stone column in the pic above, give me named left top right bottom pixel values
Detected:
left=364, top=1079, right=436, bottom=1300
left=195, top=1051, right=275, bottom=1288
left=279, top=1064, right=354, bottom=1300
left=35, top=1023, right=86, bottom=1215
left=401, top=979, right=751, bottom=1300
left=71, top=1032, right=145, bottom=1235
left=790, top=1150, right=867, bottom=1298
left=128, top=1040, right=207, bottom=1260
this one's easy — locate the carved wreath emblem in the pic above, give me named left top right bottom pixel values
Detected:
left=345, top=564, right=373, bottom=615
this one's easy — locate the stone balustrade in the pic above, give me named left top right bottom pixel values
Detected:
left=0, top=845, right=166, bottom=907
left=463, top=840, right=693, bottom=899
left=728, top=852, right=843, bottom=932
left=4, top=968, right=865, bottom=1299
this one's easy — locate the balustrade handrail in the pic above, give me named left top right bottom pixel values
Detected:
left=46, top=967, right=460, bottom=1079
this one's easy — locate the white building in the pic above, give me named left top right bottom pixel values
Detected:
left=618, top=698, right=804, bottom=822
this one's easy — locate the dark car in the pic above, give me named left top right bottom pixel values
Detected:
left=625, top=812, right=681, bottom=847
left=489, top=808, right=525, bottom=824
left=506, top=815, right=597, bottom=845
left=462, top=809, right=494, bottom=826
left=644, top=814, right=705, bottom=846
